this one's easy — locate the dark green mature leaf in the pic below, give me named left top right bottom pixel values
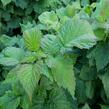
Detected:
left=79, top=66, right=97, bottom=81
left=100, top=105, right=109, bottom=109
left=88, top=42, right=109, bottom=71
left=47, top=55, right=76, bottom=97
left=75, top=79, right=87, bottom=104
left=0, top=92, right=20, bottom=109
left=14, top=0, right=28, bottom=9
left=47, top=87, right=72, bottom=109
left=59, top=18, right=97, bottom=49
left=23, top=27, right=42, bottom=52
left=99, top=70, right=109, bottom=98
left=85, top=81, right=95, bottom=99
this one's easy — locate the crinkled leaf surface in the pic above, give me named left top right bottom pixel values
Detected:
left=17, top=64, right=41, bottom=100
left=38, top=11, right=60, bottom=30
left=2, top=47, right=25, bottom=60
left=23, top=27, right=42, bottom=51
left=41, top=34, right=61, bottom=55
left=0, top=92, right=20, bottom=109
left=47, top=55, right=76, bottom=97
left=47, top=87, right=72, bottom=109
left=38, top=11, right=58, bottom=25
left=59, top=18, right=97, bottom=49
left=0, top=35, right=18, bottom=47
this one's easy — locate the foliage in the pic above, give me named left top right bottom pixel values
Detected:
left=0, top=0, right=109, bottom=109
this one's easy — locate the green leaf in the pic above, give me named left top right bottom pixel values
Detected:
left=38, top=11, right=60, bottom=30
left=79, top=66, right=97, bottom=81
left=75, top=79, right=87, bottom=104
left=38, top=11, right=58, bottom=25
left=99, top=71, right=109, bottom=98
left=81, top=0, right=90, bottom=6
left=2, top=47, right=25, bottom=61
left=93, top=0, right=109, bottom=22
left=61, top=0, right=71, bottom=5
left=85, top=81, right=95, bottom=99
left=14, top=0, right=28, bottom=9
left=82, top=103, right=90, bottom=109
left=35, top=61, right=53, bottom=82
left=0, top=92, right=20, bottom=109
left=17, top=64, right=41, bottom=100
left=0, top=35, right=18, bottom=47
left=59, top=18, right=97, bottom=49
left=100, top=105, right=109, bottom=109
left=56, top=3, right=80, bottom=22
left=0, top=57, right=19, bottom=66
left=1, top=0, right=12, bottom=6
left=41, top=34, right=61, bottom=55
left=47, top=55, right=76, bottom=98
left=47, top=87, right=72, bottom=109
left=20, top=94, right=31, bottom=109
left=87, top=42, right=109, bottom=71
left=94, top=28, right=105, bottom=41
left=23, top=27, right=42, bottom=52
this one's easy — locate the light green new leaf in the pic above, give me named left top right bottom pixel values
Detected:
left=38, top=11, right=58, bottom=25
left=75, top=79, right=87, bottom=104
left=41, top=34, right=61, bottom=55
left=93, top=0, right=109, bottom=22
left=17, top=64, right=41, bottom=100
left=23, top=27, right=42, bottom=51
left=1, top=0, right=11, bottom=6
left=59, top=18, right=97, bottom=49
left=0, top=92, right=20, bottom=109
left=48, top=55, right=76, bottom=97
left=38, top=11, right=60, bottom=30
